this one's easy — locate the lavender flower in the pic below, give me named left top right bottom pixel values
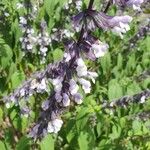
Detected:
left=47, top=119, right=63, bottom=134
left=72, top=10, right=132, bottom=38
left=113, top=0, right=144, bottom=10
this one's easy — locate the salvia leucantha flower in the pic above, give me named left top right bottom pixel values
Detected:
left=72, top=10, right=132, bottom=38
left=113, top=0, right=144, bottom=10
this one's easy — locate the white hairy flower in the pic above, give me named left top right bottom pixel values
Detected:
left=47, top=119, right=63, bottom=133
left=111, top=16, right=133, bottom=38
left=52, top=78, right=63, bottom=92
left=69, top=79, right=79, bottom=95
left=64, top=52, right=71, bottom=62
left=87, top=71, right=98, bottom=83
left=62, top=93, right=70, bottom=107
left=76, top=58, right=87, bottom=77
left=91, top=40, right=109, bottom=58
left=78, top=78, right=91, bottom=94
left=74, top=93, right=83, bottom=104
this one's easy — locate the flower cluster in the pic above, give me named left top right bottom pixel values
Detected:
left=18, top=1, right=38, bottom=52
left=37, top=20, right=52, bottom=64
left=4, top=0, right=145, bottom=139
left=113, top=0, right=144, bottom=11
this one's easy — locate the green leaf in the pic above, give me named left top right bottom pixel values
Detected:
left=52, top=48, right=63, bottom=62
left=108, top=79, right=123, bottom=100
left=44, top=0, right=59, bottom=17
left=76, top=107, right=89, bottom=131
left=66, top=120, right=76, bottom=143
left=11, top=71, right=25, bottom=89
left=0, top=108, right=3, bottom=125
left=0, top=141, right=6, bottom=150
left=40, top=134, right=55, bottom=150
left=100, top=53, right=111, bottom=75
left=16, top=136, right=30, bottom=150
left=78, top=132, right=89, bottom=150
left=126, top=81, right=141, bottom=95
left=132, top=120, right=142, bottom=135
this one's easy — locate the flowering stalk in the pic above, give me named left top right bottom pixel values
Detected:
left=3, top=0, right=146, bottom=139
left=102, top=89, right=150, bottom=111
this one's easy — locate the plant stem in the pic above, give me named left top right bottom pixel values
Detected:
left=77, top=0, right=95, bottom=44
left=104, top=0, right=112, bottom=13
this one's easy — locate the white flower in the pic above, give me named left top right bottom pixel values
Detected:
left=30, top=79, right=38, bottom=89
left=75, top=0, right=82, bottom=11
left=74, top=93, right=83, bottom=104
left=16, top=3, right=24, bottom=9
left=87, top=71, right=98, bottom=83
left=4, top=12, right=10, bottom=17
left=40, top=47, right=48, bottom=54
left=111, top=16, right=133, bottom=38
left=55, top=92, right=62, bottom=103
left=27, top=44, right=33, bottom=50
left=52, top=78, right=63, bottom=92
left=76, top=58, right=87, bottom=77
left=78, top=78, right=91, bottom=93
left=41, top=100, right=49, bottom=111
left=63, top=29, right=74, bottom=38
left=62, top=93, right=70, bottom=107
left=64, top=52, right=71, bottom=62
left=37, top=78, right=47, bottom=92
left=20, top=88, right=25, bottom=97
left=6, top=102, right=10, bottom=108
left=47, top=119, right=63, bottom=133
left=140, top=95, right=146, bottom=104
left=69, top=79, right=79, bottom=95
left=91, top=40, right=109, bottom=58
left=19, top=17, right=27, bottom=25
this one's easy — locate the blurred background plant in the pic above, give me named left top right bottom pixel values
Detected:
left=0, top=0, right=150, bottom=149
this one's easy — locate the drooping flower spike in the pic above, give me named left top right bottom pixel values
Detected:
left=113, top=0, right=144, bottom=10
left=72, top=10, right=132, bottom=38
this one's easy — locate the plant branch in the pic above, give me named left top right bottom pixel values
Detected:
left=102, top=89, right=150, bottom=110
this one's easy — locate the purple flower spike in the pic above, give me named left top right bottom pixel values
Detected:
left=113, top=0, right=144, bottom=10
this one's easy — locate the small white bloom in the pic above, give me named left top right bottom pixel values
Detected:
left=4, top=12, right=10, bottom=17
left=55, top=92, right=62, bottom=102
left=140, top=95, right=146, bottom=103
left=30, top=79, right=38, bottom=89
left=64, top=52, right=71, bottom=62
left=16, top=3, right=24, bottom=9
left=19, top=17, right=27, bottom=25
left=37, top=78, right=47, bottom=92
left=110, top=101, right=115, bottom=107
left=76, top=58, right=87, bottom=77
left=87, top=71, right=98, bottom=83
left=20, top=88, right=25, bottom=97
left=78, top=78, right=91, bottom=94
left=40, top=47, right=48, bottom=53
left=52, top=78, right=63, bottom=92
left=111, top=16, right=132, bottom=38
left=62, top=93, right=70, bottom=107
left=69, top=79, right=79, bottom=95
left=6, top=102, right=10, bottom=108
left=27, top=44, right=33, bottom=50
left=91, top=40, right=109, bottom=58
left=63, top=29, right=73, bottom=38
left=75, top=0, right=82, bottom=11
left=74, top=93, right=83, bottom=104
left=41, top=100, right=49, bottom=111
left=47, top=119, right=63, bottom=133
